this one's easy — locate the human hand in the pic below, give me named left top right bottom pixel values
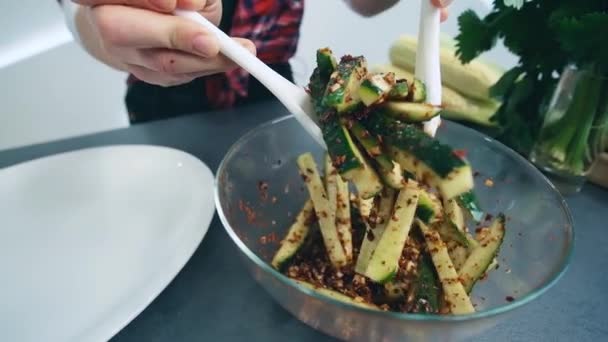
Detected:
left=430, top=0, right=453, bottom=22
left=72, top=0, right=256, bottom=86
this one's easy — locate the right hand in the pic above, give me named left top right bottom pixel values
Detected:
left=72, top=0, right=256, bottom=87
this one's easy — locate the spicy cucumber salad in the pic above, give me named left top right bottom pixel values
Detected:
left=270, top=48, right=506, bottom=315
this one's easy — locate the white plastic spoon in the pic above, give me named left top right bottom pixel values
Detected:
left=415, top=1, right=442, bottom=137
left=174, top=10, right=326, bottom=148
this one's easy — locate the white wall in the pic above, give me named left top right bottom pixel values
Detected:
left=0, top=0, right=515, bottom=151
left=292, top=0, right=516, bottom=86
left=0, top=1, right=128, bottom=151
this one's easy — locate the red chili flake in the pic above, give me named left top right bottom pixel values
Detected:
left=453, top=149, right=467, bottom=159
left=485, top=213, right=494, bottom=222
left=257, top=181, right=269, bottom=201
left=238, top=200, right=257, bottom=224
left=505, top=296, right=515, bottom=302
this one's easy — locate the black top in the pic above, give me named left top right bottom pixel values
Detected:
left=125, top=0, right=293, bottom=123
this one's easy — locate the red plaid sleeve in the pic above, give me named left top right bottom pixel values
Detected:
left=206, top=0, right=304, bottom=109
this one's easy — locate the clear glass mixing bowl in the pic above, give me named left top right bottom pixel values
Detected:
left=215, top=115, right=574, bottom=341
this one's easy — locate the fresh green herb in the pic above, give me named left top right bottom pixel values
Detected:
left=455, top=1, right=608, bottom=168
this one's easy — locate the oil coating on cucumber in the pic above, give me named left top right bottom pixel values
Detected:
left=457, top=190, right=485, bottom=223
left=412, top=252, right=441, bottom=313
left=415, top=189, right=443, bottom=224
left=364, top=113, right=474, bottom=199
left=459, top=214, right=506, bottom=293
left=383, top=102, right=442, bottom=123
left=316, top=48, right=338, bottom=83
left=348, top=121, right=404, bottom=189
left=293, top=279, right=380, bottom=310
left=358, top=73, right=395, bottom=106
left=409, top=78, right=427, bottom=103
left=388, top=79, right=409, bottom=100
left=363, top=180, right=420, bottom=283
left=271, top=200, right=315, bottom=270
left=323, top=56, right=367, bottom=113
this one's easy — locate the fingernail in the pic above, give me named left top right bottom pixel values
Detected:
left=192, top=35, right=215, bottom=56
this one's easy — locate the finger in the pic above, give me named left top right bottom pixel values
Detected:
left=92, top=5, right=219, bottom=57
left=133, top=38, right=256, bottom=74
left=431, top=0, right=453, bottom=8
left=127, top=64, right=197, bottom=87
left=73, top=0, right=177, bottom=12
left=440, top=8, right=448, bottom=22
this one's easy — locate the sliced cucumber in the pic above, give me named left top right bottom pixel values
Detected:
left=457, top=191, right=484, bottom=223
left=323, top=56, right=366, bottom=113
left=348, top=121, right=404, bottom=189
left=384, top=102, right=442, bottom=123
left=357, top=195, right=375, bottom=219
left=436, top=219, right=470, bottom=247
left=359, top=73, right=394, bottom=106
left=364, top=113, right=474, bottom=199
left=416, top=189, right=443, bottom=224
left=293, top=279, right=380, bottom=310
left=388, top=79, right=409, bottom=100
left=355, top=188, right=396, bottom=274
left=409, top=78, right=426, bottom=103
left=444, top=197, right=466, bottom=232
left=271, top=200, right=315, bottom=270
left=459, top=215, right=506, bottom=293
left=364, top=181, right=420, bottom=283
left=412, top=252, right=441, bottom=313
left=336, top=173, right=353, bottom=261
left=321, top=114, right=383, bottom=199
left=316, top=48, right=337, bottom=83
left=417, top=219, right=475, bottom=314
left=324, top=153, right=338, bottom=215
left=297, top=153, right=347, bottom=267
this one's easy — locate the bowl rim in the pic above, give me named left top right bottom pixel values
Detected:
left=214, top=114, right=575, bottom=322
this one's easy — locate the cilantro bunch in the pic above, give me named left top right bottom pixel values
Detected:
left=454, top=0, right=608, bottom=168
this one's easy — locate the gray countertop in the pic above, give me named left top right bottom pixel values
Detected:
left=1, top=101, right=606, bottom=341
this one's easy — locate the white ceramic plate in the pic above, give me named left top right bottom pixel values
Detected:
left=0, top=145, right=215, bottom=342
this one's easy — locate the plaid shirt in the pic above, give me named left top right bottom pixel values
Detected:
left=60, top=0, right=304, bottom=109
left=205, top=0, right=304, bottom=108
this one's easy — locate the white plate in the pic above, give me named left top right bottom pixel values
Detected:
left=0, top=145, right=215, bottom=342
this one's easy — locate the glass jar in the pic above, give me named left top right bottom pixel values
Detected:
left=529, top=64, right=608, bottom=195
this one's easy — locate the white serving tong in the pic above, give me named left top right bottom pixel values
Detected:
left=175, top=1, right=441, bottom=145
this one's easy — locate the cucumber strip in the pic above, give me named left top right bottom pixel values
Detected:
left=293, top=279, right=380, bottom=310
left=323, top=56, right=366, bottom=113
left=364, top=114, right=473, bottom=199
left=390, top=146, right=474, bottom=200
left=459, top=215, right=506, bottom=293
left=436, top=219, right=470, bottom=247
left=271, top=200, right=315, bottom=270
left=348, top=121, right=404, bottom=189
left=416, top=189, right=443, bottom=224
left=457, top=191, right=485, bottom=223
left=409, top=78, right=427, bottom=103
left=384, top=102, right=442, bottom=123
left=446, top=240, right=469, bottom=271
left=336, top=173, right=353, bottom=262
left=412, top=252, right=441, bottom=313
left=355, top=188, right=396, bottom=274
left=444, top=198, right=466, bottom=232
left=324, top=153, right=338, bottom=215
left=364, top=181, right=420, bottom=283
left=388, top=79, right=409, bottom=100
left=359, top=73, right=394, bottom=106
left=417, top=219, right=475, bottom=314
left=297, top=153, right=347, bottom=267
left=316, top=48, right=337, bottom=83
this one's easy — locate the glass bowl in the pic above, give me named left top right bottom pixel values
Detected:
left=214, top=115, right=574, bottom=341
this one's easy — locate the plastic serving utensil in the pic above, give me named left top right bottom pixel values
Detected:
left=174, top=10, right=326, bottom=148
left=415, top=1, right=442, bottom=137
